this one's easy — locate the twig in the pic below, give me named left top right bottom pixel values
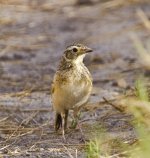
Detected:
left=103, top=97, right=124, bottom=112
left=22, top=111, right=39, bottom=125
left=63, top=145, right=74, bottom=158
left=3, top=112, right=39, bottom=143
left=0, top=117, right=9, bottom=123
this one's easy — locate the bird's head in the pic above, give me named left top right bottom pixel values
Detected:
left=63, top=43, right=92, bottom=64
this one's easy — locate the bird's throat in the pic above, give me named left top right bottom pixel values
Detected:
left=74, top=54, right=85, bottom=65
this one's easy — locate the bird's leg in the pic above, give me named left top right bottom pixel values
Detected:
left=70, top=107, right=80, bottom=129
left=73, top=109, right=86, bottom=142
left=61, top=113, right=66, bottom=141
left=71, top=103, right=87, bottom=129
left=64, top=110, right=69, bottom=130
left=55, top=113, right=62, bottom=131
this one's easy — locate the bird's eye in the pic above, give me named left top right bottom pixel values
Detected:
left=72, top=48, right=78, bottom=52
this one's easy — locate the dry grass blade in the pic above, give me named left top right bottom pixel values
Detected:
left=136, top=8, right=150, bottom=31
left=101, top=0, right=125, bottom=9
left=0, top=144, right=11, bottom=151
left=21, top=111, right=39, bottom=126
left=63, top=145, right=74, bottom=158
left=0, top=117, right=9, bottom=123
left=3, top=112, right=39, bottom=143
left=103, top=97, right=125, bottom=112
left=9, top=90, right=32, bottom=98
left=130, top=33, right=150, bottom=70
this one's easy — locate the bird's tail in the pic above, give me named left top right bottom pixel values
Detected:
left=55, top=113, right=62, bottom=131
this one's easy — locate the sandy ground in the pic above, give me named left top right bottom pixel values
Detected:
left=0, top=0, right=150, bottom=157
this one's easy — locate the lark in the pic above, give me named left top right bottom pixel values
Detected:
left=51, top=44, right=93, bottom=139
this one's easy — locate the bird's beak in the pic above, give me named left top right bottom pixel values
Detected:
left=82, top=47, right=93, bottom=53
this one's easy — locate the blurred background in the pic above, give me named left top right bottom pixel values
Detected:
left=0, top=0, right=149, bottom=94
left=0, top=0, right=150, bottom=157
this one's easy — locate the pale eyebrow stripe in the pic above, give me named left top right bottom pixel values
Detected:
left=66, top=46, right=78, bottom=51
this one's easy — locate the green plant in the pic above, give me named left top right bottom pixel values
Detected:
left=128, top=78, right=150, bottom=158
left=135, top=77, right=149, bottom=102
left=86, top=137, right=101, bottom=158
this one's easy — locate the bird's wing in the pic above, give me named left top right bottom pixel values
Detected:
left=50, top=82, right=55, bottom=95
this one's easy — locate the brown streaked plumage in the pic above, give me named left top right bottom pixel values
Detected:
left=51, top=43, right=93, bottom=139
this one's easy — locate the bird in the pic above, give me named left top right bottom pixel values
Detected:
left=51, top=43, right=93, bottom=140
